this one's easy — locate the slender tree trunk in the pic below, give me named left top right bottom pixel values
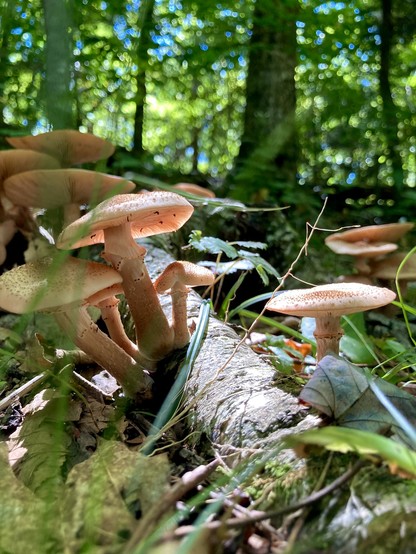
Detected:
left=42, top=0, right=74, bottom=129
left=131, top=0, right=156, bottom=156
left=379, top=0, right=403, bottom=195
left=227, top=0, right=298, bottom=202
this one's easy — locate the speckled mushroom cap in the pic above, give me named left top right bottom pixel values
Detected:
left=57, top=191, right=194, bottom=249
left=0, top=257, right=123, bottom=313
left=0, top=149, right=60, bottom=182
left=3, top=169, right=135, bottom=208
left=325, top=223, right=414, bottom=244
left=6, top=130, right=115, bottom=166
left=155, top=261, right=215, bottom=292
left=266, top=282, right=396, bottom=318
left=325, top=239, right=398, bottom=258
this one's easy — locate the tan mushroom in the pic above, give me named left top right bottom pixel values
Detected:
left=369, top=252, right=416, bottom=298
left=6, top=130, right=115, bottom=167
left=325, top=223, right=414, bottom=277
left=325, top=240, right=398, bottom=275
left=0, top=219, right=17, bottom=265
left=0, top=257, right=153, bottom=397
left=3, top=169, right=136, bottom=226
left=326, top=223, right=414, bottom=244
left=154, top=261, right=215, bottom=349
left=57, top=191, right=194, bottom=361
left=266, top=283, right=396, bottom=361
left=172, top=183, right=216, bottom=198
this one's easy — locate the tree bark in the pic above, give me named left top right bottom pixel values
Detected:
left=227, top=0, right=298, bottom=202
left=379, top=0, right=404, bottom=196
left=131, top=0, right=156, bottom=156
left=41, top=0, right=74, bottom=129
left=145, top=244, right=318, bottom=464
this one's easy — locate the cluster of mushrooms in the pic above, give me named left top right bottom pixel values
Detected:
left=0, top=129, right=410, bottom=397
left=0, top=130, right=215, bottom=397
left=324, top=222, right=415, bottom=287
left=265, top=222, right=416, bottom=362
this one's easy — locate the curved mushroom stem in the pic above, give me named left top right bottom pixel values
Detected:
left=313, top=316, right=344, bottom=361
left=95, top=295, right=139, bottom=358
left=94, top=295, right=157, bottom=370
left=102, top=224, right=174, bottom=361
left=54, top=306, right=154, bottom=398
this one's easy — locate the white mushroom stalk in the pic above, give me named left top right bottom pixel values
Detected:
left=57, top=192, right=195, bottom=361
left=266, top=282, right=396, bottom=361
left=154, top=261, right=215, bottom=349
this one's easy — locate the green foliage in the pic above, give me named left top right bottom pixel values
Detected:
left=187, top=229, right=280, bottom=285
left=285, top=426, right=416, bottom=478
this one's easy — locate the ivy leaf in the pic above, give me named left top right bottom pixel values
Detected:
left=299, top=354, right=416, bottom=446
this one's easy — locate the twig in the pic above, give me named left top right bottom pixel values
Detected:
left=124, top=458, right=220, bottom=552
left=166, top=458, right=365, bottom=537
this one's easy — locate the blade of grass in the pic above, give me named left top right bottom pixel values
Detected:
left=141, top=300, right=211, bottom=455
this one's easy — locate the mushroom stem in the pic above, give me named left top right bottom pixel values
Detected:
left=170, top=287, right=191, bottom=349
left=313, top=316, right=344, bottom=360
left=94, top=295, right=157, bottom=369
left=54, top=306, right=154, bottom=398
left=102, top=223, right=174, bottom=360
left=95, top=296, right=139, bottom=358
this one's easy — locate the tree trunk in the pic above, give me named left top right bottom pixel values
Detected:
left=226, top=0, right=298, bottom=202
left=379, top=0, right=404, bottom=196
left=41, top=0, right=74, bottom=129
left=131, top=0, right=156, bottom=156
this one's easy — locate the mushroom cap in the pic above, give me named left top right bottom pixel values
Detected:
left=325, top=223, right=414, bottom=244
left=3, top=169, right=136, bottom=208
left=57, top=191, right=194, bottom=249
left=6, top=130, right=115, bottom=166
left=0, top=149, right=60, bottom=182
left=0, top=256, right=123, bottom=313
left=369, top=252, right=416, bottom=280
left=154, top=261, right=215, bottom=292
left=325, top=239, right=398, bottom=258
left=172, top=183, right=216, bottom=198
left=266, top=282, right=396, bottom=318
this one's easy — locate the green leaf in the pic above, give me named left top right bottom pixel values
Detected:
left=188, top=231, right=239, bottom=258
left=285, top=426, right=416, bottom=478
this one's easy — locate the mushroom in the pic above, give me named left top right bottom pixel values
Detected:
left=0, top=219, right=17, bottom=265
left=56, top=191, right=194, bottom=361
left=369, top=252, right=416, bottom=297
left=172, top=183, right=216, bottom=199
left=325, top=223, right=414, bottom=276
left=325, top=223, right=414, bottom=244
left=266, top=282, right=396, bottom=361
left=0, top=257, right=153, bottom=397
left=3, top=169, right=136, bottom=227
left=0, top=149, right=61, bottom=182
left=154, top=261, right=215, bottom=349
left=6, top=130, right=115, bottom=167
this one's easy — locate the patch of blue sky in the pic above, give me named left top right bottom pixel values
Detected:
left=296, top=21, right=305, bottom=28
left=361, top=78, right=371, bottom=87
left=314, top=2, right=345, bottom=14
left=11, top=27, right=23, bottom=35
left=346, top=172, right=356, bottom=184
left=21, top=32, right=32, bottom=47
left=218, top=9, right=239, bottom=18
